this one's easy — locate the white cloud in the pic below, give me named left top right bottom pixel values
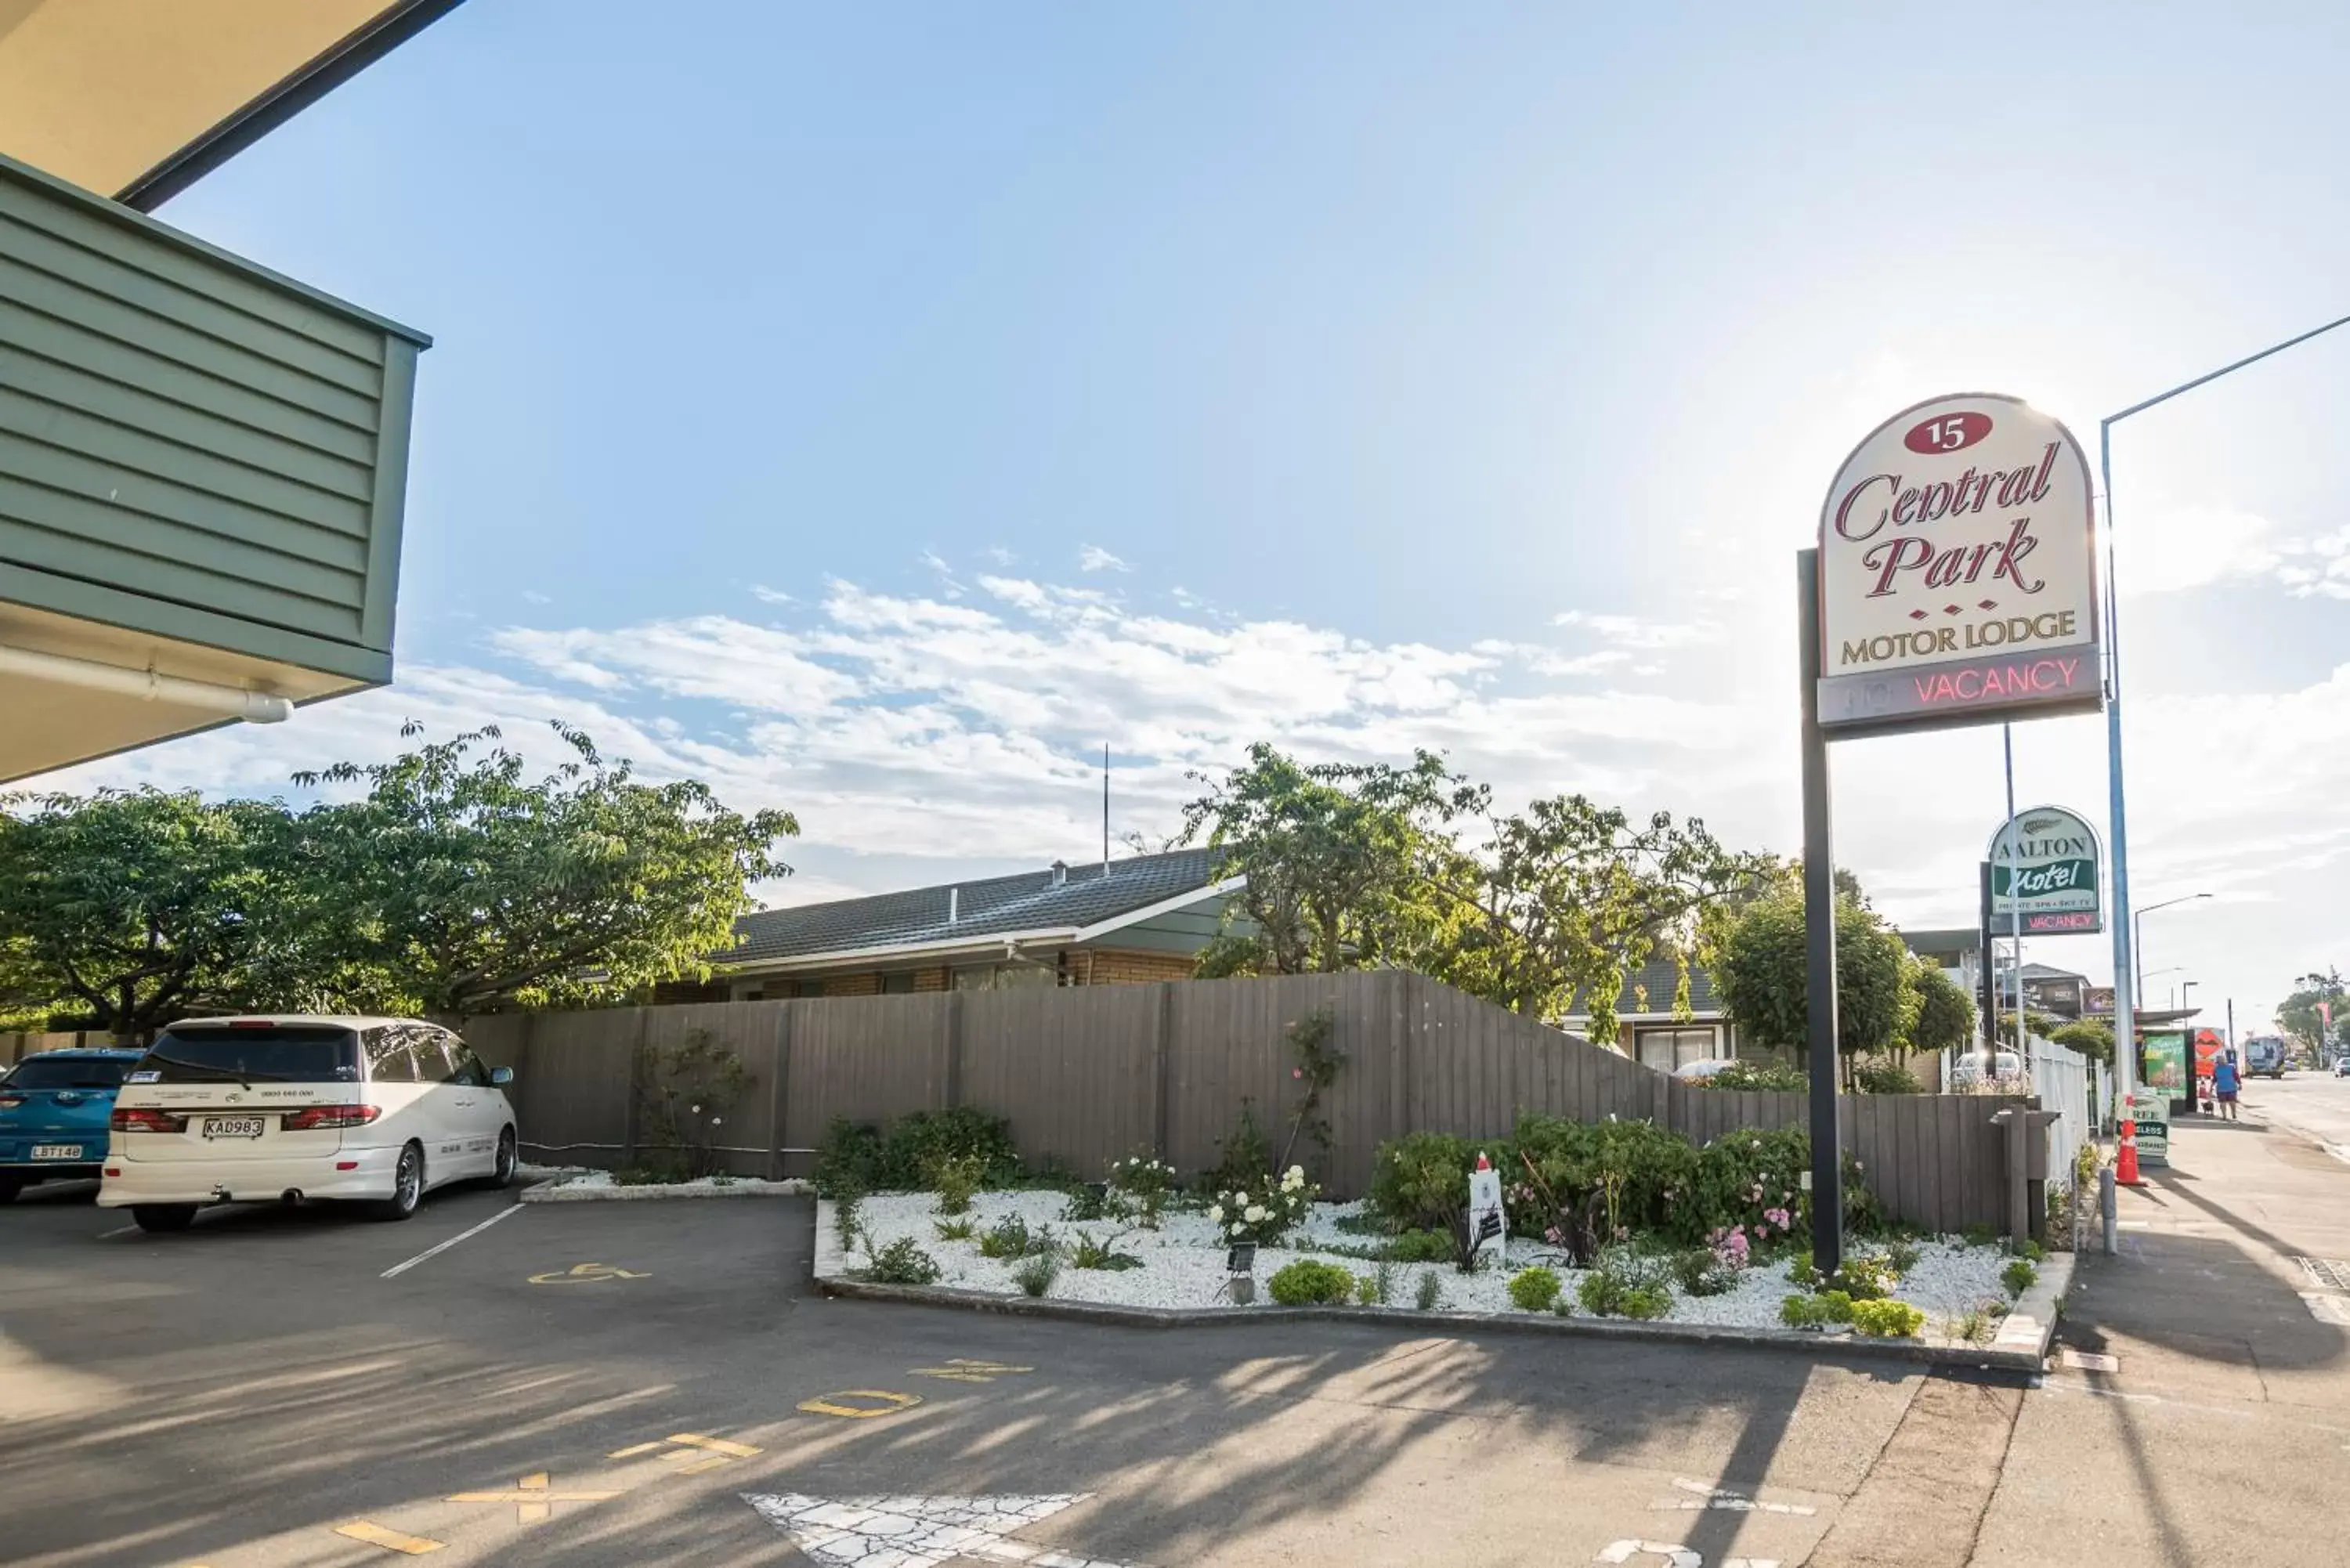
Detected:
left=2117, top=502, right=2280, bottom=596
left=1552, top=610, right=1725, bottom=649
left=521, top=590, right=551, bottom=605
left=1078, top=544, right=1130, bottom=573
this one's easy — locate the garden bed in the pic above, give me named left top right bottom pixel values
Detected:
left=822, top=1187, right=2028, bottom=1342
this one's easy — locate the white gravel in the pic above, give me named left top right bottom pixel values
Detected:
left=837, top=1189, right=2017, bottom=1331
left=522, top=1169, right=808, bottom=1201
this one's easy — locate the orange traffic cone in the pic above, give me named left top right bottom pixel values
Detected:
left=2116, top=1117, right=2142, bottom=1186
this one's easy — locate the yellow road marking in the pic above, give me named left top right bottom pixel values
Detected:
left=797, top=1389, right=924, bottom=1419
left=527, top=1262, right=649, bottom=1284
left=910, top=1358, right=1036, bottom=1383
left=334, top=1520, right=446, bottom=1555
left=674, top=1454, right=735, bottom=1476
left=606, top=1440, right=664, bottom=1459
left=446, top=1471, right=620, bottom=1524
left=666, top=1432, right=761, bottom=1457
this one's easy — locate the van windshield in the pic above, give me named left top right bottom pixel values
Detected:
left=141, top=1026, right=361, bottom=1084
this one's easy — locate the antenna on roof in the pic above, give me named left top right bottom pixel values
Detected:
left=1102, top=742, right=1111, bottom=878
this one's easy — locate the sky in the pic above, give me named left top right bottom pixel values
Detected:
left=35, top=2, right=2350, bottom=1035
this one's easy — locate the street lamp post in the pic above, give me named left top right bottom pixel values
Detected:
left=2102, top=311, right=2350, bottom=1122
left=2132, top=893, right=2214, bottom=1003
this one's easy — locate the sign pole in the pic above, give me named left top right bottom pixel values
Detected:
left=1977, top=860, right=1996, bottom=1059
left=1798, top=547, right=1844, bottom=1278
left=2002, top=727, right=2026, bottom=1066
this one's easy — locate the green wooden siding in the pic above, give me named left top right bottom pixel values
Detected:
left=0, top=151, right=427, bottom=675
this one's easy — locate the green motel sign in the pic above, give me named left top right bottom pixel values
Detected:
left=1988, top=804, right=2103, bottom=934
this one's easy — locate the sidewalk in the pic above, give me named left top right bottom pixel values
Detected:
left=1970, top=1107, right=2350, bottom=1566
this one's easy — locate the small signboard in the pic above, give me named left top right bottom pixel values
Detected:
left=1466, top=1159, right=1508, bottom=1264
left=2127, top=1092, right=2171, bottom=1167
left=1817, top=394, right=2102, bottom=738
left=1989, top=804, right=2104, bottom=935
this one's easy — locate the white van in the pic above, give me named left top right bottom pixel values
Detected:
left=99, top=1017, right=517, bottom=1233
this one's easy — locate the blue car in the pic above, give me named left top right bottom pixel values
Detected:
left=0, top=1048, right=146, bottom=1203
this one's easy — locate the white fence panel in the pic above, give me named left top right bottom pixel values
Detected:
left=2029, top=1035, right=2093, bottom=1189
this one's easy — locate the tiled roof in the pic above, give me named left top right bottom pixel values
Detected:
left=724, top=848, right=1227, bottom=964
left=1566, top=956, right=1724, bottom=1017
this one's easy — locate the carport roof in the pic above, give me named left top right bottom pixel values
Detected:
left=724, top=848, right=1231, bottom=965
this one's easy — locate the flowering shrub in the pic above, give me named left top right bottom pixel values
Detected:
left=1849, top=1298, right=1925, bottom=1338
left=1209, top=1165, right=1318, bottom=1246
left=1267, top=1258, right=1354, bottom=1306
left=1107, top=1156, right=1178, bottom=1227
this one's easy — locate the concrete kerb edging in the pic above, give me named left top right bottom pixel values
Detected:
left=812, top=1199, right=2066, bottom=1375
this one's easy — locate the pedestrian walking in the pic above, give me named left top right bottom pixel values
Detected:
left=2213, top=1052, right=2242, bottom=1122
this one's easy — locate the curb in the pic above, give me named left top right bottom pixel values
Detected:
left=519, top=1176, right=811, bottom=1204
left=812, top=1202, right=2059, bottom=1374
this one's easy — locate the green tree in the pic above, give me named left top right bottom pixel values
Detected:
left=1180, top=743, right=1476, bottom=976
left=2279, top=968, right=2346, bottom=1056
left=291, top=722, right=799, bottom=1015
left=1426, top=795, right=1761, bottom=1036
left=0, top=789, right=294, bottom=1040
left=1907, top=959, right=1977, bottom=1055
left=2048, top=1017, right=2116, bottom=1065
left=1712, top=885, right=1919, bottom=1075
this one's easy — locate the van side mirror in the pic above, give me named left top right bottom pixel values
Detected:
left=490, top=1065, right=514, bottom=1086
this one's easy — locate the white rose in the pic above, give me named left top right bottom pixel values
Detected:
left=1230, top=1222, right=1246, bottom=1236
left=1235, top=1192, right=1249, bottom=1205
left=1287, top=1165, right=1306, bottom=1183
left=1244, top=1205, right=1267, bottom=1223
left=1207, top=1205, right=1225, bottom=1223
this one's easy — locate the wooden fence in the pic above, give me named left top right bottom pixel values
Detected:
left=465, top=972, right=2032, bottom=1236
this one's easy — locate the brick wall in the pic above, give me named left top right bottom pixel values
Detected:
left=1079, top=948, right=1198, bottom=986
left=822, top=973, right=882, bottom=998
left=912, top=966, right=949, bottom=992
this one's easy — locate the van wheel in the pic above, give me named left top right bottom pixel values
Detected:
left=132, top=1204, right=197, bottom=1233
left=487, top=1128, right=516, bottom=1189
left=372, top=1143, right=424, bottom=1222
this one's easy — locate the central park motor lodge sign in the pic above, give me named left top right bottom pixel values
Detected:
left=1815, top=394, right=2102, bottom=735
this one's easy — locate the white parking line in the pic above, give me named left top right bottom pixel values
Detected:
left=95, top=1223, right=139, bottom=1240
left=381, top=1203, right=523, bottom=1279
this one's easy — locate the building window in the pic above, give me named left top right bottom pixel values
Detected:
left=881, top=971, right=916, bottom=995
left=1635, top=1026, right=1719, bottom=1073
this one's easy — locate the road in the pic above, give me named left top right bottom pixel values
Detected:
left=2241, top=1068, right=2350, bottom=1161
left=1, top=1140, right=2346, bottom=1567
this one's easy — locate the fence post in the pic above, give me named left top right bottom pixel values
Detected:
left=620, top=1009, right=648, bottom=1169
left=1390, top=973, right=1413, bottom=1140
left=768, top=1003, right=794, bottom=1182
left=944, top=992, right=964, bottom=1110
left=1151, top=983, right=1174, bottom=1162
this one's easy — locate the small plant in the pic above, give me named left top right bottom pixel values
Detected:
left=1268, top=1259, right=1356, bottom=1306
left=1947, top=1298, right=2006, bottom=1345
left=1354, top=1260, right=1397, bottom=1306
left=1062, top=1183, right=1117, bottom=1223
left=1959, top=1223, right=1998, bottom=1249
left=1209, top=1165, right=1318, bottom=1248
left=934, top=1216, right=976, bottom=1242
left=861, top=1237, right=942, bottom=1286
left=1850, top=1299, right=1926, bottom=1338
left=1068, top=1230, right=1144, bottom=1271
left=1700, top=1060, right=1810, bottom=1092
left=831, top=1185, right=863, bottom=1252
left=2011, top=1238, right=2047, bottom=1263
left=978, top=1213, right=1033, bottom=1259
left=1012, top=1252, right=1060, bottom=1297
left=926, top=1153, right=986, bottom=1216
left=1883, top=1239, right=1923, bottom=1275
left=1383, top=1229, right=1453, bottom=1264
left=1577, top=1247, right=1675, bottom=1317
left=1672, top=1248, right=1741, bottom=1298
left=2002, top=1258, right=2039, bottom=1298
left=1785, top=1256, right=1819, bottom=1288
left=1620, top=1285, right=1672, bottom=1320
left=1828, top=1253, right=1898, bottom=1301
left=1779, top=1289, right=1856, bottom=1329
left=1414, top=1271, right=1444, bottom=1312
left=1508, top=1266, right=1563, bottom=1313
left=1205, top=1101, right=1274, bottom=1199
left=1106, top=1156, right=1177, bottom=1227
